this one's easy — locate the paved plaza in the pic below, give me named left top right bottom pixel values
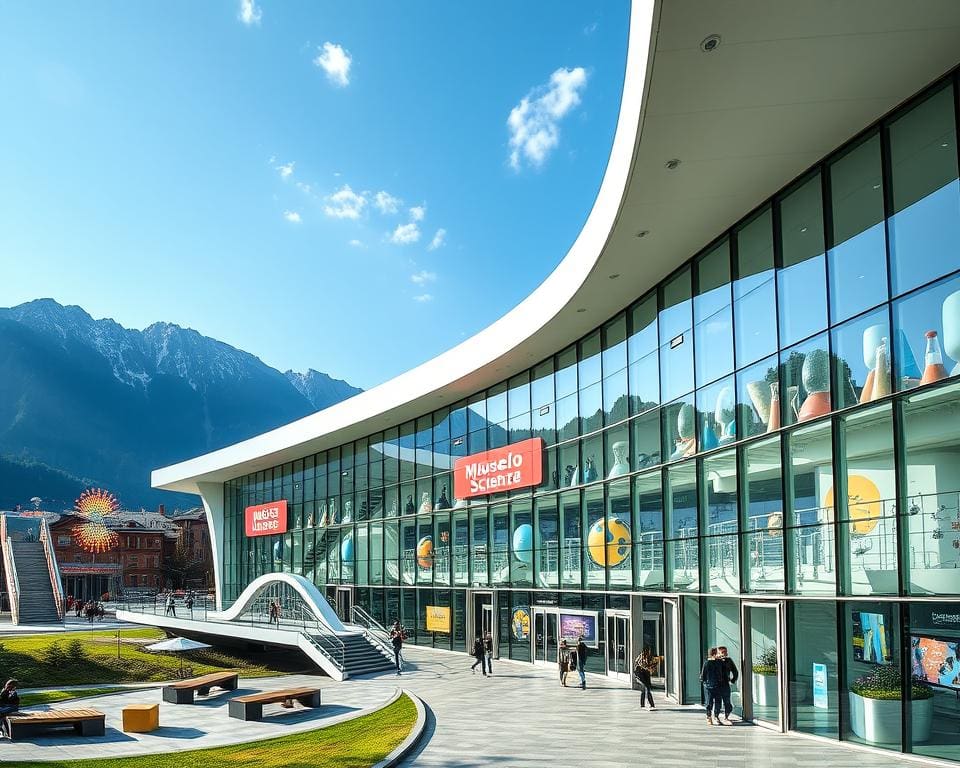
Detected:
left=0, top=645, right=944, bottom=766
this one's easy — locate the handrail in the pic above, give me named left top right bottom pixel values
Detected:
left=1, top=516, right=21, bottom=625
left=350, top=605, right=395, bottom=657
left=39, top=517, right=66, bottom=621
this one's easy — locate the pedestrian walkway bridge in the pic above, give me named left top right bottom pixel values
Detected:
left=117, top=573, right=395, bottom=681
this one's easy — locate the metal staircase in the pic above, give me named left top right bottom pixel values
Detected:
left=9, top=542, right=61, bottom=624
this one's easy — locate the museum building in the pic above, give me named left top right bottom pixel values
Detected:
left=152, top=2, right=960, bottom=763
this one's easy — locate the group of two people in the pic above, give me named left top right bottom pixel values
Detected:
left=0, top=679, right=19, bottom=736
left=557, top=637, right=588, bottom=689
left=390, top=620, right=408, bottom=675
left=470, top=632, right=494, bottom=676
left=700, top=645, right=739, bottom=725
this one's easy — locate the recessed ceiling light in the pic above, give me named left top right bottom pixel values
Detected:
left=800, top=227, right=807, bottom=233
left=636, top=230, right=650, bottom=238
left=942, top=142, right=950, bottom=148
left=576, top=308, right=586, bottom=313
left=665, top=159, right=681, bottom=170
left=700, top=34, right=721, bottom=53
left=609, top=273, right=620, bottom=279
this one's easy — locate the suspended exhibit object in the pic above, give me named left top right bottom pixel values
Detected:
left=671, top=402, right=696, bottom=459
left=340, top=531, right=354, bottom=563
left=73, top=488, right=120, bottom=553
left=714, top=386, right=736, bottom=445
left=872, top=337, right=891, bottom=399
left=607, top=441, right=630, bottom=479
left=920, top=330, right=948, bottom=385
left=896, top=328, right=922, bottom=386
left=341, top=500, right=353, bottom=524
left=512, top=523, right=533, bottom=564
left=416, top=536, right=433, bottom=569
left=798, top=348, right=831, bottom=421
left=767, top=381, right=781, bottom=432
left=418, top=492, right=432, bottom=515
left=747, top=380, right=772, bottom=427
left=943, top=289, right=960, bottom=375
left=586, top=518, right=631, bottom=568
left=859, top=324, right=885, bottom=403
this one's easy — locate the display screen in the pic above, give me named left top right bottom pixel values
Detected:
left=852, top=611, right=890, bottom=663
left=559, top=612, right=598, bottom=647
left=911, top=635, right=960, bottom=690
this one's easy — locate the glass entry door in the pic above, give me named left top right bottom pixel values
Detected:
left=663, top=598, right=681, bottom=701
left=606, top=612, right=631, bottom=681
left=742, top=601, right=784, bottom=730
left=533, top=607, right=559, bottom=666
left=641, top=611, right=663, bottom=685
left=336, top=587, right=353, bottom=622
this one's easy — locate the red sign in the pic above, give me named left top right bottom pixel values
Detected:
left=245, top=500, right=288, bottom=537
left=454, top=438, right=543, bottom=499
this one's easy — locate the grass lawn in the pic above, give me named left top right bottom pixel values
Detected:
left=20, top=687, right=143, bottom=708
left=12, top=693, right=418, bottom=768
left=0, top=629, right=279, bottom=687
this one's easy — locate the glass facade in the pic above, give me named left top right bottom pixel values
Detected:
left=219, top=72, right=960, bottom=761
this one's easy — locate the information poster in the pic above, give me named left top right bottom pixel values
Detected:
left=425, top=605, right=451, bottom=633
left=512, top=608, right=530, bottom=641
left=812, top=663, right=829, bottom=709
left=559, top=611, right=598, bottom=647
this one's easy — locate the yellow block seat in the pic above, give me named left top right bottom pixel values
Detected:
left=122, top=703, right=159, bottom=733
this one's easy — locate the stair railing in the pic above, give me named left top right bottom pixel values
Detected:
left=350, top=605, right=395, bottom=657
left=300, top=629, right=345, bottom=672
left=39, top=517, right=66, bottom=621
left=0, top=516, right=21, bottom=625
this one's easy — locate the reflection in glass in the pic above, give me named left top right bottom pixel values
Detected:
left=697, top=376, right=735, bottom=451
left=662, top=395, right=697, bottom=462
left=737, top=355, right=779, bottom=438
left=703, top=449, right=738, bottom=593
left=631, top=409, right=661, bottom=471
left=742, top=436, right=784, bottom=593
left=894, top=273, right=960, bottom=391
left=780, top=334, right=831, bottom=427
left=659, top=267, right=694, bottom=401
left=787, top=421, right=836, bottom=594
left=694, top=240, right=733, bottom=386
left=831, top=308, right=890, bottom=410
left=633, top=472, right=664, bottom=589
left=734, top=209, right=777, bottom=367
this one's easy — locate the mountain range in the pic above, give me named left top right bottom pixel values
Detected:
left=0, top=299, right=361, bottom=510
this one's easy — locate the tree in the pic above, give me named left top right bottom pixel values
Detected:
left=161, top=542, right=204, bottom=589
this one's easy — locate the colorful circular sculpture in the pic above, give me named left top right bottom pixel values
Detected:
left=73, top=488, right=120, bottom=553
left=416, top=535, right=433, bottom=569
left=512, top=523, right=533, bottom=564
left=826, top=475, right=882, bottom=535
left=586, top=517, right=631, bottom=567
left=340, top=532, right=354, bottom=563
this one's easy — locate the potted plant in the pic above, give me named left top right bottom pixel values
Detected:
left=752, top=646, right=779, bottom=707
left=848, top=664, right=933, bottom=744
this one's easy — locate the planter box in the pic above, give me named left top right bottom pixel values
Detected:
left=848, top=692, right=933, bottom=744
left=753, top=672, right=779, bottom=708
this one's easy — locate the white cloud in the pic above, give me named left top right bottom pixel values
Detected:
left=428, top=228, right=447, bottom=251
left=295, top=181, right=312, bottom=194
left=409, top=205, right=426, bottom=222
left=374, top=190, right=402, bottom=215
left=323, top=184, right=367, bottom=219
left=238, top=0, right=261, bottom=26
left=283, top=211, right=302, bottom=223
left=390, top=222, right=420, bottom=244
left=314, top=42, right=352, bottom=87
left=507, top=67, right=588, bottom=170
left=410, top=270, right=436, bottom=285
left=413, top=293, right=433, bottom=303
left=277, top=161, right=295, bottom=179
left=348, top=239, right=365, bottom=248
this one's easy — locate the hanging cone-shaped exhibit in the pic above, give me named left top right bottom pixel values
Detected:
left=921, top=330, right=948, bottom=385
left=872, top=337, right=891, bottom=399
left=767, top=381, right=781, bottom=432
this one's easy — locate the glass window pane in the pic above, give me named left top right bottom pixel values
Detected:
left=579, top=331, right=602, bottom=387
left=629, top=294, right=660, bottom=414
left=778, top=173, right=827, bottom=346
left=828, top=133, right=888, bottom=322
left=662, top=395, right=696, bottom=463
left=535, top=496, right=559, bottom=590
left=902, top=381, right=960, bottom=594
left=789, top=601, right=839, bottom=738
left=697, top=375, right=736, bottom=451
left=780, top=333, right=831, bottom=428
left=631, top=409, right=661, bottom=471
left=907, top=601, right=960, bottom=761
left=742, top=436, right=784, bottom=593
left=737, top=354, right=778, bottom=438
left=703, top=449, right=739, bottom=594
left=556, top=345, right=578, bottom=399
left=888, top=84, right=960, bottom=296
left=831, top=308, right=890, bottom=410
left=666, top=462, right=698, bottom=541
left=507, top=372, right=530, bottom=419
left=602, top=313, right=628, bottom=375
left=531, top=359, right=554, bottom=409
left=734, top=209, right=777, bottom=367
left=694, top=239, right=733, bottom=386
left=634, top=471, right=664, bottom=589
left=659, top=267, right=694, bottom=401
left=836, top=403, right=897, bottom=596
left=893, top=272, right=960, bottom=391
left=560, top=491, right=582, bottom=588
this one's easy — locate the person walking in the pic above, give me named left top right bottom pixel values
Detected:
left=575, top=636, right=588, bottom=689
left=75, top=599, right=84, bottom=619
left=717, top=646, right=739, bottom=724
left=389, top=621, right=406, bottom=676
left=700, top=647, right=724, bottom=725
left=633, top=651, right=657, bottom=710
left=185, top=594, right=194, bottom=618
left=268, top=600, right=281, bottom=627
left=0, top=679, right=19, bottom=737
left=483, top=631, right=494, bottom=677
left=558, top=639, right=572, bottom=686
left=164, top=593, right=176, bottom=617
left=471, top=636, right=487, bottom=676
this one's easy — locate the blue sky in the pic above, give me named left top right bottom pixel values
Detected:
left=0, top=1, right=629, bottom=389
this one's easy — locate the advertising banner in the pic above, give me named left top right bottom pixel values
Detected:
left=245, top=500, right=288, bottom=537
left=512, top=607, right=530, bottom=641
left=559, top=611, right=598, bottom=647
left=453, top=438, right=543, bottom=499
left=812, top=663, right=829, bottom=709
left=425, top=605, right=451, bottom=633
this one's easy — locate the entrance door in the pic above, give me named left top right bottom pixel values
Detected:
left=532, top=607, right=559, bottom=666
left=741, top=601, right=784, bottom=730
left=641, top=611, right=663, bottom=685
left=606, top=612, right=631, bottom=681
left=336, top=587, right=353, bottom=622
left=470, top=591, right=494, bottom=654
left=663, top=598, right=681, bottom=701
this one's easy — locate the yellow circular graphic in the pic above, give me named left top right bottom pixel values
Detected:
left=826, top=475, right=881, bottom=535
left=587, top=518, right=631, bottom=567
left=416, top=536, right=434, bottom=569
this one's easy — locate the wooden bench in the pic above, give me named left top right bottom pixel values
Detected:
left=5, top=709, right=106, bottom=741
left=162, top=671, right=239, bottom=704
left=228, top=687, right=321, bottom=721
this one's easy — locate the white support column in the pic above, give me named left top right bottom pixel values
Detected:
left=196, top=481, right=225, bottom=611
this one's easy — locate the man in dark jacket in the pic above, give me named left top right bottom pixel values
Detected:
left=717, top=646, right=739, bottom=724
left=575, top=636, right=588, bottom=689
left=471, top=636, right=487, bottom=676
left=0, top=679, right=20, bottom=736
left=700, top=648, right=724, bottom=725
left=390, top=621, right=406, bottom=676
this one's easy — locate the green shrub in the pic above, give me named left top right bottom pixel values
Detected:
left=850, top=663, right=933, bottom=701
left=66, top=639, right=88, bottom=662
left=41, top=641, right=67, bottom=667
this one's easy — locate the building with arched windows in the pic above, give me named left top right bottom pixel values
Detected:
left=146, top=2, right=960, bottom=762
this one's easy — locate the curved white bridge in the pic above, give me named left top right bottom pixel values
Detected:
left=211, top=573, right=348, bottom=634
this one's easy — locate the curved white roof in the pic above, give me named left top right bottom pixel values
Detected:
left=155, top=0, right=960, bottom=494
